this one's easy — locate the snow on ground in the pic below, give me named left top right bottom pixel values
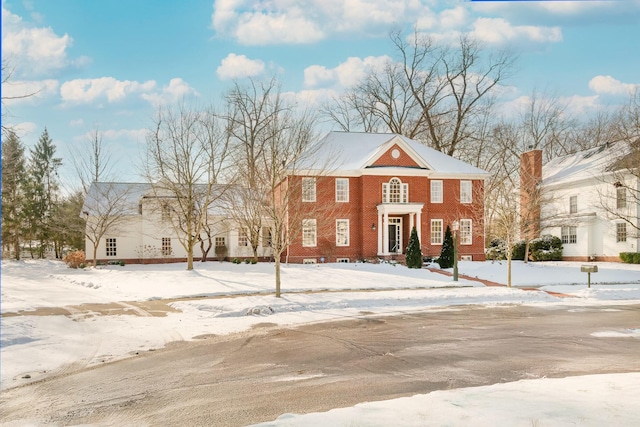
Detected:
left=252, top=373, right=640, bottom=427
left=1, top=259, right=640, bottom=424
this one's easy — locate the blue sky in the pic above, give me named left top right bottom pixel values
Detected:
left=3, top=0, right=640, bottom=190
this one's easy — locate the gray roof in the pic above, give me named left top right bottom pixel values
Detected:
left=542, top=141, right=632, bottom=187
left=296, top=131, right=489, bottom=177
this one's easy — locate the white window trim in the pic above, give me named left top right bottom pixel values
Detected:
left=460, top=219, right=472, bottom=245
left=460, top=180, right=472, bottom=204
left=238, top=228, right=248, bottom=247
left=336, top=219, right=350, bottom=247
left=616, top=222, right=627, bottom=243
left=336, top=178, right=349, bottom=202
left=302, top=177, right=316, bottom=202
left=336, top=258, right=350, bottom=263
left=105, top=238, right=117, bottom=257
left=430, top=219, right=443, bottom=245
left=302, top=219, right=317, bottom=247
left=431, top=180, right=443, bottom=203
left=569, top=195, right=578, bottom=214
left=561, top=226, right=577, bottom=244
left=382, top=177, right=408, bottom=204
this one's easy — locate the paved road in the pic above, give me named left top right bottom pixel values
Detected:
left=2, top=304, right=639, bottom=426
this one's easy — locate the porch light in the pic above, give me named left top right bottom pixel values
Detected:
left=371, top=223, right=376, bottom=231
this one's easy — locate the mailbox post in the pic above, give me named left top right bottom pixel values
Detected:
left=581, top=265, right=598, bottom=288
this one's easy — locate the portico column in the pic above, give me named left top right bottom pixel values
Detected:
left=382, top=212, right=389, bottom=255
left=416, top=211, right=422, bottom=243
left=409, top=213, right=414, bottom=232
left=377, top=211, right=383, bottom=255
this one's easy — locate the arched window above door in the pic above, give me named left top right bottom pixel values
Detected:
left=382, top=177, right=408, bottom=203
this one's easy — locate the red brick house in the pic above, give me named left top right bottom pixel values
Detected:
left=284, top=132, right=489, bottom=263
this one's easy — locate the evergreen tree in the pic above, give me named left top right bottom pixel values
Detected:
left=1, top=130, right=27, bottom=259
left=438, top=225, right=454, bottom=269
left=405, top=226, right=423, bottom=268
left=50, top=191, right=86, bottom=256
left=24, top=128, right=62, bottom=258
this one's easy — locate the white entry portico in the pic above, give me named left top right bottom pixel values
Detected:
left=376, top=203, right=424, bottom=255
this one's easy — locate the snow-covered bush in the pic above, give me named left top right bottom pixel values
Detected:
left=530, top=235, right=563, bottom=261
left=511, top=240, right=526, bottom=261
left=485, top=238, right=507, bottom=260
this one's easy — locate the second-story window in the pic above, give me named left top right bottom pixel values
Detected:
left=460, top=180, right=472, bottom=204
left=382, top=178, right=408, bottom=203
left=336, top=178, right=349, bottom=202
left=431, top=180, right=443, bottom=203
left=617, top=187, right=627, bottom=209
left=302, top=177, right=316, bottom=202
left=569, top=196, right=577, bottom=214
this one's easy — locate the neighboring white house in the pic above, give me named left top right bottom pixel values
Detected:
left=528, top=141, right=639, bottom=261
left=82, top=182, right=273, bottom=264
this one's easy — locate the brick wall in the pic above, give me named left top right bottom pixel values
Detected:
left=286, top=174, right=486, bottom=263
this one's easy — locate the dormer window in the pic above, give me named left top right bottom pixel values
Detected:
left=382, top=178, right=408, bottom=204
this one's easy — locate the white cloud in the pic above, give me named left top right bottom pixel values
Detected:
left=69, top=119, right=84, bottom=127
left=1, top=6, right=76, bottom=77
left=9, top=121, right=38, bottom=137
left=212, top=0, right=427, bottom=45
left=75, top=128, right=147, bottom=143
left=470, top=17, right=562, bottom=45
left=303, top=55, right=392, bottom=89
left=60, top=77, right=156, bottom=104
left=216, top=54, right=265, bottom=80
left=140, top=78, right=200, bottom=106
left=1, top=79, right=59, bottom=105
left=588, top=76, right=640, bottom=97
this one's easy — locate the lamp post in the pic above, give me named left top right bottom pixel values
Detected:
left=452, top=220, right=459, bottom=282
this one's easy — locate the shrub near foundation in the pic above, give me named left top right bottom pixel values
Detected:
left=63, top=250, right=86, bottom=268
left=620, top=252, right=640, bottom=264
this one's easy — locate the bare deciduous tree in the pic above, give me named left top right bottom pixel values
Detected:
left=143, top=104, right=230, bottom=270
left=82, top=182, right=137, bottom=266
left=71, top=126, right=115, bottom=195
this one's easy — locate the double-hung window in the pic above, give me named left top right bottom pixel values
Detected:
left=238, top=229, right=248, bottom=247
left=336, top=219, right=349, bottom=246
left=302, top=219, right=317, bottom=247
left=336, top=178, right=349, bottom=202
left=616, top=188, right=627, bottom=209
left=262, top=227, right=272, bottom=247
left=616, top=223, right=627, bottom=243
left=161, top=237, right=172, bottom=256
left=106, top=238, right=117, bottom=257
left=569, top=196, right=577, bottom=214
left=460, top=219, right=472, bottom=245
left=431, top=180, right=443, bottom=203
left=561, top=226, right=577, bottom=244
left=430, top=220, right=443, bottom=245
left=302, top=177, right=316, bottom=202
left=460, top=181, right=472, bottom=204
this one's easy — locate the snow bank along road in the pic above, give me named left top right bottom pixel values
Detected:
left=2, top=304, right=639, bottom=426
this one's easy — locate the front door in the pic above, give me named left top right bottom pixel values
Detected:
left=388, top=218, right=402, bottom=253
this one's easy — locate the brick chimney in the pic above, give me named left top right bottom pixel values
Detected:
left=520, top=150, right=542, bottom=240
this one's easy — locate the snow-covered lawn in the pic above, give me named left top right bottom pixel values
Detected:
left=2, top=259, right=639, bottom=425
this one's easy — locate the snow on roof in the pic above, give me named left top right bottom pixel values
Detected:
left=297, top=131, right=488, bottom=177
left=82, top=182, right=232, bottom=216
left=542, top=141, right=630, bottom=187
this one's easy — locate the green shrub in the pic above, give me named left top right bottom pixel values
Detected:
left=232, top=258, right=241, bottom=264
left=530, top=235, right=562, bottom=261
left=620, top=252, right=640, bottom=264
left=250, top=258, right=257, bottom=265
left=405, top=226, right=423, bottom=269
left=511, top=240, right=526, bottom=261
left=486, top=238, right=506, bottom=261
left=438, top=225, right=454, bottom=269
